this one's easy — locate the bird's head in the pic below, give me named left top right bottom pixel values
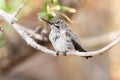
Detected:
left=41, top=18, right=68, bottom=30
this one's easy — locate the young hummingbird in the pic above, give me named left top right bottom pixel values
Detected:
left=41, top=18, right=92, bottom=59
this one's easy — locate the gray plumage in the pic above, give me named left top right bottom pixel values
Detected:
left=41, top=18, right=92, bottom=59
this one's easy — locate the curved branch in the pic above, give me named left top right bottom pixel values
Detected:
left=68, top=36, right=120, bottom=56
left=0, top=9, right=120, bottom=57
left=0, top=10, right=56, bottom=56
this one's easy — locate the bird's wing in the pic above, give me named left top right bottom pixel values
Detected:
left=65, top=29, right=86, bottom=52
left=64, top=29, right=93, bottom=59
left=71, top=38, right=86, bottom=52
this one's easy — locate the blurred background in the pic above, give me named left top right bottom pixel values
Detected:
left=0, top=0, right=120, bottom=80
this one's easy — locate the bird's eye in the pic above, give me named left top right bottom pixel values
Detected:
left=56, top=21, right=60, bottom=24
left=55, top=26, right=60, bottom=29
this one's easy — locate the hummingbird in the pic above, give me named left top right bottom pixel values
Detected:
left=41, top=18, right=92, bottom=59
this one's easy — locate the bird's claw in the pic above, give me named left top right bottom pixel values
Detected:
left=63, top=51, right=68, bottom=56
left=56, top=51, right=60, bottom=56
left=84, top=56, right=93, bottom=59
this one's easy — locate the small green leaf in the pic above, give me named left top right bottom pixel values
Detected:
left=47, top=12, right=54, bottom=20
left=44, top=1, right=49, bottom=11
left=60, top=5, right=68, bottom=11
left=40, top=12, right=46, bottom=16
left=38, top=12, right=47, bottom=20
left=50, top=0, right=58, bottom=5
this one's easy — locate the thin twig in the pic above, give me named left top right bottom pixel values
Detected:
left=29, top=26, right=41, bottom=37
left=21, top=26, right=48, bottom=41
left=59, top=12, right=73, bottom=23
left=12, top=0, right=28, bottom=18
left=12, top=0, right=48, bottom=41
left=0, top=9, right=120, bottom=57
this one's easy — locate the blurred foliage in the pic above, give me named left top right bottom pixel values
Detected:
left=0, top=0, right=24, bottom=13
left=38, top=0, right=76, bottom=21
left=0, top=33, right=5, bottom=47
left=0, top=0, right=25, bottom=48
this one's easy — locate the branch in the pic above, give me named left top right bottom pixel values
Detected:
left=68, top=36, right=120, bottom=56
left=0, top=10, right=56, bottom=56
left=0, top=9, right=120, bottom=57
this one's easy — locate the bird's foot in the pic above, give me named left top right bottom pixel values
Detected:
left=56, top=51, right=60, bottom=56
left=56, top=51, right=68, bottom=56
left=84, top=56, right=93, bottom=60
left=63, top=51, right=68, bottom=56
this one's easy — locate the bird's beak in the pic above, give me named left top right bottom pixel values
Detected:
left=41, top=18, right=53, bottom=25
